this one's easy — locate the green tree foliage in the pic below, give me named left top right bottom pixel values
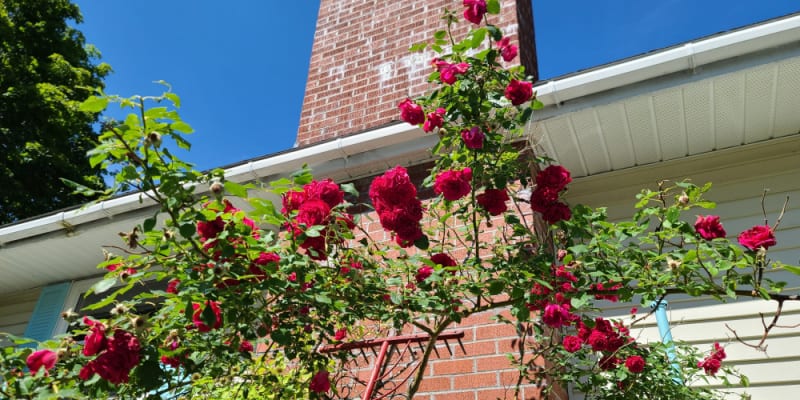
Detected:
left=0, top=0, right=110, bottom=224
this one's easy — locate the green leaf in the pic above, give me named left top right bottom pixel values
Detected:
left=80, top=95, right=108, bottom=113
left=132, top=358, right=163, bottom=391
left=434, top=30, right=447, bottom=40
left=414, top=234, right=430, bottom=250
left=409, top=42, right=427, bottom=53
left=486, top=25, right=502, bottom=41
left=224, top=181, right=249, bottom=198
left=487, top=0, right=501, bottom=14
left=143, top=216, right=157, bottom=232
left=488, top=279, right=505, bottom=295
left=782, top=264, right=800, bottom=276
left=164, top=92, right=181, bottom=108
left=531, top=99, right=544, bottom=110
left=470, top=28, right=487, bottom=48
left=171, top=121, right=194, bottom=133
left=91, top=278, right=117, bottom=295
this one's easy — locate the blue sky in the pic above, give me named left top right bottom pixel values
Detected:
left=73, top=1, right=799, bottom=172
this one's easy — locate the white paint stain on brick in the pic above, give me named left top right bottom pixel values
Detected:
left=378, top=61, right=395, bottom=85
left=400, top=52, right=430, bottom=87
left=329, top=65, right=345, bottom=81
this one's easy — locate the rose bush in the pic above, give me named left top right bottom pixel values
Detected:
left=2, top=1, right=798, bottom=400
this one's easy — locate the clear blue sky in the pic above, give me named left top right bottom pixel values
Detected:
left=72, top=1, right=799, bottom=172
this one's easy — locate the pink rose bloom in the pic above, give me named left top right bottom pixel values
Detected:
left=476, top=188, right=509, bottom=215
left=562, top=336, right=582, bottom=353
left=738, top=225, right=777, bottom=251
left=463, top=0, right=487, bottom=24
left=440, top=62, right=470, bottom=85
left=398, top=98, right=425, bottom=125
left=309, top=370, right=331, bottom=393
left=416, top=265, right=434, bottom=282
left=461, top=126, right=485, bottom=149
left=542, top=302, right=573, bottom=328
left=504, top=79, right=533, bottom=105
left=625, top=355, right=646, bottom=373
left=26, top=349, right=57, bottom=375
left=192, top=300, right=223, bottom=332
left=423, top=108, right=446, bottom=132
left=497, top=37, right=518, bottom=62
left=694, top=215, right=727, bottom=240
left=434, top=168, right=472, bottom=201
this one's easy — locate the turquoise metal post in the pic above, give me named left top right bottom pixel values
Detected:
left=650, top=299, right=683, bottom=383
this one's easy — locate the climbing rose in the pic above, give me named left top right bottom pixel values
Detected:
left=695, top=215, right=727, bottom=240
left=625, top=355, right=646, bottom=373
left=463, top=0, right=487, bottom=24
left=504, top=79, right=533, bottom=105
left=423, top=108, right=446, bottom=132
left=738, top=225, right=777, bottom=251
left=295, top=198, right=331, bottom=228
left=166, top=279, right=180, bottom=294
left=370, top=166, right=424, bottom=247
left=192, top=301, right=222, bottom=332
left=398, top=98, right=425, bottom=125
left=562, top=336, right=582, bottom=353
left=461, top=126, right=485, bottom=149
left=239, top=340, right=254, bottom=353
left=304, top=179, right=344, bottom=209
left=434, top=168, right=472, bottom=201
left=309, top=370, right=331, bottom=393
left=497, top=37, right=518, bottom=62
left=26, top=349, right=57, bottom=375
left=476, top=188, right=509, bottom=215
left=697, top=343, right=726, bottom=376
left=281, top=190, right=306, bottom=214
left=80, top=329, right=141, bottom=384
left=416, top=266, right=434, bottom=282
left=334, top=328, right=347, bottom=341
left=542, top=303, right=573, bottom=328
left=83, top=317, right=107, bottom=356
left=431, top=253, right=457, bottom=268
left=536, top=165, right=572, bottom=191
left=536, top=201, right=572, bottom=224
left=440, top=62, right=470, bottom=85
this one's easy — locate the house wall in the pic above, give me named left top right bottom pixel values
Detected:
left=0, top=287, right=41, bottom=342
left=566, top=135, right=800, bottom=399
left=295, top=0, right=534, bottom=146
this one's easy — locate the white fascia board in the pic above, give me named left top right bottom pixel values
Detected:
left=535, top=14, right=800, bottom=107
left=0, top=123, right=423, bottom=246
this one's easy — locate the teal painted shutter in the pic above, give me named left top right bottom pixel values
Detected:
left=23, top=282, right=71, bottom=342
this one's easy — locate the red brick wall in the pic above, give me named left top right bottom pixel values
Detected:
left=296, top=0, right=535, bottom=146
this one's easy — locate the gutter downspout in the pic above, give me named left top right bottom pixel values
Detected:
left=650, top=299, right=683, bottom=384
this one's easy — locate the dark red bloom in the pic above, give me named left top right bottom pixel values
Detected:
left=738, top=225, right=777, bottom=251
left=82, top=317, right=107, bottom=356
left=695, top=215, right=726, bottom=240
left=239, top=340, right=254, bottom=353
left=281, top=190, right=306, bottom=215
left=370, top=166, right=424, bottom=247
left=542, top=302, right=574, bottom=328
left=166, top=279, right=180, bottom=294
left=476, top=188, right=509, bottom=216
left=504, top=79, right=533, bottom=105
left=625, top=355, right=645, bottom=373
left=26, top=349, right=57, bottom=375
left=434, top=168, right=472, bottom=201
left=440, top=62, right=470, bottom=85
left=497, top=36, right=518, bottom=62
left=192, top=301, right=222, bottom=332
left=309, top=370, right=331, bottom=393
left=536, top=165, right=572, bottom=191
left=304, top=179, right=344, bottom=209
left=80, top=329, right=141, bottom=384
left=430, top=253, right=457, bottom=268
left=416, top=266, right=434, bottom=282
left=334, top=328, right=347, bottom=341
left=562, top=336, right=582, bottom=353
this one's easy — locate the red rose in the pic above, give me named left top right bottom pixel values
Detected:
left=370, top=166, right=424, bottom=246
left=537, top=201, right=572, bottom=224
left=536, top=165, right=572, bottom=191
left=430, top=253, right=457, bottom=268
left=461, top=126, right=485, bottom=149
left=504, top=79, right=533, bottom=105
left=463, top=0, right=487, bottom=24
left=697, top=344, right=726, bottom=377
left=26, top=349, right=57, bottom=375
left=398, top=98, right=424, bottom=125
left=423, top=108, right=445, bottom=132
left=498, top=37, right=518, bottom=62
left=309, top=370, right=331, bottom=393
left=303, top=179, right=344, bottom=209
left=295, top=198, right=331, bottom=228
left=81, top=329, right=141, bottom=384
left=83, top=318, right=107, bottom=356
left=542, top=303, right=573, bottom=328
left=694, top=215, right=726, bottom=240
left=562, top=336, right=582, bottom=353
left=281, top=190, right=306, bottom=214
left=192, top=301, right=223, bottom=332
left=166, top=279, right=181, bottom=294
left=434, top=168, right=472, bottom=201
left=239, top=340, right=254, bottom=353
left=477, top=188, right=509, bottom=215
left=334, top=328, right=347, bottom=341
left=738, top=225, right=776, bottom=251
left=625, top=355, right=645, bottom=373
left=416, top=266, right=434, bottom=282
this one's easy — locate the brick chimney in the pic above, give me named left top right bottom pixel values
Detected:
left=296, top=0, right=536, bottom=147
